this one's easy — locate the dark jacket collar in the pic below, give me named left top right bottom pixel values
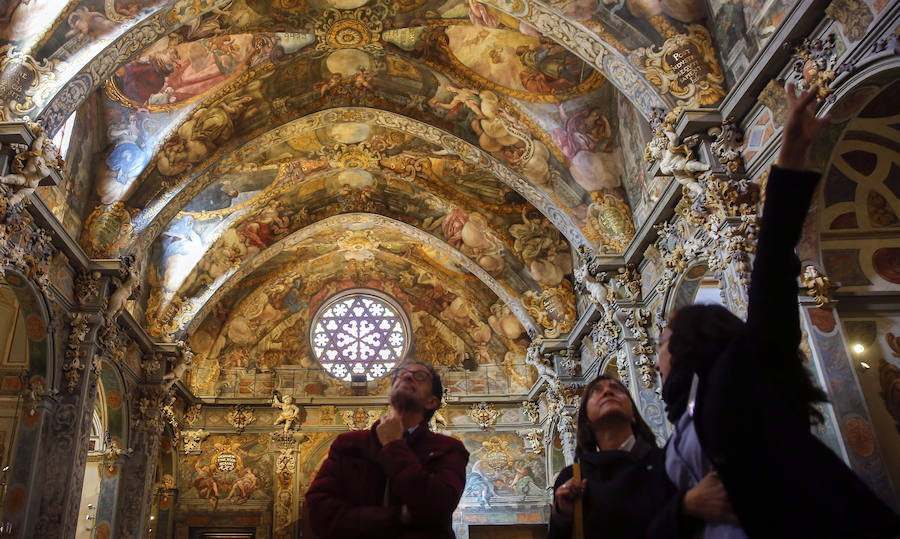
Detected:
left=580, top=436, right=654, bottom=466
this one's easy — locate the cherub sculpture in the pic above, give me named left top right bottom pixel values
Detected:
left=106, top=265, right=141, bottom=325
left=272, top=393, right=300, bottom=434
left=1, top=121, right=62, bottom=206
left=645, top=114, right=708, bottom=195
left=163, top=353, right=193, bottom=390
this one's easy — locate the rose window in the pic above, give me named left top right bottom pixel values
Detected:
left=310, top=290, right=410, bottom=381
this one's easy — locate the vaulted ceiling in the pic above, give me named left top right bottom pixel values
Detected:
left=3, top=0, right=726, bottom=399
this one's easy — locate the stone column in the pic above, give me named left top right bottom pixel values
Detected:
left=271, top=433, right=298, bottom=539
left=615, top=305, right=669, bottom=444
left=113, top=385, right=166, bottom=538
left=25, top=311, right=107, bottom=539
left=801, top=301, right=898, bottom=506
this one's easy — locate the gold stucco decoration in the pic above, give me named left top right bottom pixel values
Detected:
left=802, top=265, right=833, bottom=307
left=523, top=280, right=576, bottom=338
left=468, top=402, right=501, bottom=430
left=315, top=1, right=392, bottom=55
left=632, top=25, right=726, bottom=107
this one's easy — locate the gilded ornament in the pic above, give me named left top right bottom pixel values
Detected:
left=468, top=402, right=501, bottom=430
left=802, top=265, right=833, bottom=307
left=314, top=2, right=392, bottom=55
left=101, top=435, right=133, bottom=473
left=476, top=437, right=515, bottom=472
left=632, top=26, right=726, bottom=107
left=523, top=280, right=576, bottom=338
left=791, top=34, right=838, bottom=101
left=64, top=313, right=92, bottom=393
left=0, top=46, right=63, bottom=120
left=227, top=404, right=255, bottom=433
left=184, top=403, right=202, bottom=426
left=342, top=407, right=381, bottom=430
left=182, top=429, right=208, bottom=454
left=616, top=265, right=642, bottom=301
left=521, top=400, right=540, bottom=424
left=133, top=386, right=167, bottom=433
left=318, top=142, right=382, bottom=170
left=81, top=202, right=135, bottom=258
left=708, top=120, right=744, bottom=177
left=584, top=191, right=636, bottom=253
left=517, top=428, right=544, bottom=454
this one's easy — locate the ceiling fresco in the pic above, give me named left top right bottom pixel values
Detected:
left=183, top=220, right=537, bottom=397
left=1, top=0, right=727, bottom=400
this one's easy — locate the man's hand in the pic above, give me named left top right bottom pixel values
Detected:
left=376, top=410, right=404, bottom=446
left=776, top=83, right=831, bottom=170
left=554, top=477, right=587, bottom=517
left=682, top=472, right=739, bottom=525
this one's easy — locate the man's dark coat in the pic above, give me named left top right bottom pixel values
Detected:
left=306, top=421, right=469, bottom=539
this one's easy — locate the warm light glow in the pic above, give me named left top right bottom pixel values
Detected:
left=860, top=361, right=871, bottom=370
left=852, top=343, right=865, bottom=354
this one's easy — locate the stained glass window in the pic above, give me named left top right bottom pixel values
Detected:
left=310, top=290, right=410, bottom=381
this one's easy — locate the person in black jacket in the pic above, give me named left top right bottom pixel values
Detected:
left=549, top=375, right=725, bottom=538
left=652, top=84, right=900, bottom=538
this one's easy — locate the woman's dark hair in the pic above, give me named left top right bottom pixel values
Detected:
left=667, top=304, right=826, bottom=423
left=575, top=375, right=657, bottom=461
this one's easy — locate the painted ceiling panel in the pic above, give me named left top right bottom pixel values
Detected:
left=2, top=0, right=730, bottom=400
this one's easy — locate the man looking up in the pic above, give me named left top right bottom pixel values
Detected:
left=306, top=361, right=469, bottom=538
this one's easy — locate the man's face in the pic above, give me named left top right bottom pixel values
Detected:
left=390, top=364, right=439, bottom=414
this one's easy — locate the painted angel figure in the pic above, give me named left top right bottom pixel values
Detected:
left=272, top=393, right=300, bottom=434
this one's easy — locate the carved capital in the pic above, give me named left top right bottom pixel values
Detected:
left=802, top=265, right=834, bottom=307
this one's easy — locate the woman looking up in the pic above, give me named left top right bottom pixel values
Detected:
left=652, top=84, right=900, bottom=538
left=548, top=375, right=679, bottom=539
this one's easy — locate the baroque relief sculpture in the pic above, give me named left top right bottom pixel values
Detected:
left=272, top=393, right=302, bottom=434
left=0, top=121, right=62, bottom=206
left=644, top=112, right=709, bottom=195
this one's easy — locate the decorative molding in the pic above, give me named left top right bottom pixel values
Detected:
left=63, top=313, right=92, bottom=393
left=516, top=428, right=544, bottom=455
left=227, top=405, right=255, bottom=433
left=521, top=400, right=540, bottom=424
left=342, top=407, right=381, bottom=431
left=182, top=429, right=208, bottom=454
left=802, top=265, right=834, bottom=307
left=791, top=33, right=839, bottom=100
left=467, top=402, right=500, bottom=431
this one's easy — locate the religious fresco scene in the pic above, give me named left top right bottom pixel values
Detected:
left=0, top=0, right=897, bottom=536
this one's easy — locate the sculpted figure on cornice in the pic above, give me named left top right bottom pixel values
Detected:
left=0, top=120, right=63, bottom=206
left=644, top=111, right=708, bottom=195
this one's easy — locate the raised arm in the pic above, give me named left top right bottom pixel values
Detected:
left=745, top=84, right=830, bottom=355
